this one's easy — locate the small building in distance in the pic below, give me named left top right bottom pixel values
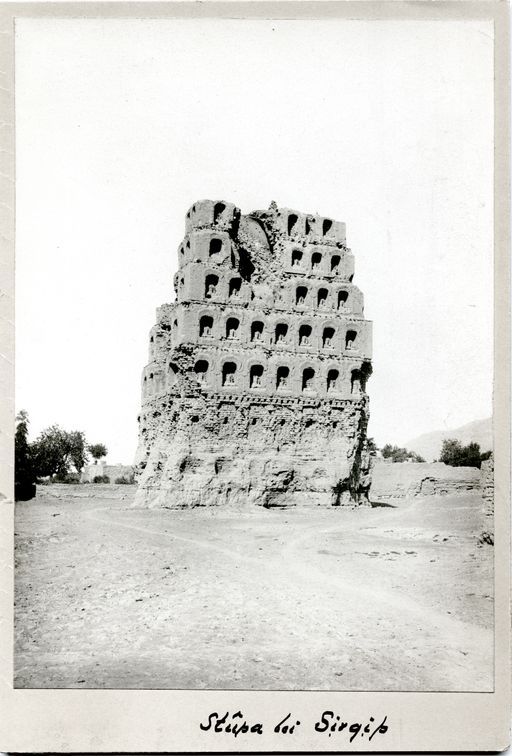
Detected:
left=134, top=200, right=373, bottom=508
left=81, top=463, right=135, bottom=484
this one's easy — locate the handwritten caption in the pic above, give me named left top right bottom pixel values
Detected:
left=200, top=710, right=388, bottom=742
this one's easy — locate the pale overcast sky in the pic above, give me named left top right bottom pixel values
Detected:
left=15, top=17, right=493, bottom=463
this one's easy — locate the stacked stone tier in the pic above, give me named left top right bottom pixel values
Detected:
left=142, top=344, right=370, bottom=401
left=176, top=233, right=354, bottom=280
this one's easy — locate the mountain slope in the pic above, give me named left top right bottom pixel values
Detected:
left=405, top=417, right=492, bottom=462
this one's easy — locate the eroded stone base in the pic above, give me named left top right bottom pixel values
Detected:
left=134, top=393, right=372, bottom=509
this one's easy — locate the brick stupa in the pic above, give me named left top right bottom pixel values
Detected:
left=134, top=200, right=373, bottom=508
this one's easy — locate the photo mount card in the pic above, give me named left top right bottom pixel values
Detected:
left=0, top=1, right=509, bottom=752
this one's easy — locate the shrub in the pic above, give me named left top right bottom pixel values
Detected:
left=93, top=475, right=110, bottom=484
left=54, top=471, right=80, bottom=484
left=115, top=475, right=135, bottom=484
left=381, top=444, right=425, bottom=463
left=440, top=439, right=490, bottom=469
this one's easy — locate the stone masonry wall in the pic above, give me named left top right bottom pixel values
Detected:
left=134, top=200, right=373, bottom=508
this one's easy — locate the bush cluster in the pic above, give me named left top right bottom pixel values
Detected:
left=381, top=444, right=425, bottom=463
left=93, top=475, right=111, bottom=484
left=439, top=439, right=491, bottom=469
left=114, top=475, right=135, bottom=485
left=14, top=410, right=110, bottom=501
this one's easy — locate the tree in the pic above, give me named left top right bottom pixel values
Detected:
left=32, top=425, right=68, bottom=479
left=88, top=443, right=108, bottom=464
left=32, top=425, right=89, bottom=480
left=68, top=431, right=88, bottom=475
left=381, top=444, right=425, bottom=463
left=15, top=410, right=36, bottom=500
left=440, top=438, right=488, bottom=469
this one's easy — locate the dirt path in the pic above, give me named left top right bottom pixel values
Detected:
left=89, top=501, right=489, bottom=635
left=14, top=491, right=493, bottom=691
left=285, top=507, right=491, bottom=635
left=79, top=499, right=493, bottom=691
left=85, top=505, right=271, bottom=566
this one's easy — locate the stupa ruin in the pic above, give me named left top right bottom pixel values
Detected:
left=134, top=200, right=373, bottom=508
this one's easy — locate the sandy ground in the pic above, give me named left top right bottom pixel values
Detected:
left=14, top=487, right=493, bottom=691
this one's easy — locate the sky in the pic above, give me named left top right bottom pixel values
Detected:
left=15, top=17, right=494, bottom=464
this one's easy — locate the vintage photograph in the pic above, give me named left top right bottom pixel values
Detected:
left=13, top=15, right=495, bottom=694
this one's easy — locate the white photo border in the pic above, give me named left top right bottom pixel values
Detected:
left=0, top=2, right=509, bottom=751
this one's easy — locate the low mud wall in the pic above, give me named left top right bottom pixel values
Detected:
left=34, top=483, right=137, bottom=501
left=370, top=460, right=481, bottom=501
left=33, top=460, right=488, bottom=508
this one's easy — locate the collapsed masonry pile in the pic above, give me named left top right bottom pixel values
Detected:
left=370, top=460, right=482, bottom=501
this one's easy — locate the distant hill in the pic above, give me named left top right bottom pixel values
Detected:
left=405, top=418, right=492, bottom=462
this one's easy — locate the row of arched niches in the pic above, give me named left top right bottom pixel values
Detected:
left=149, top=311, right=370, bottom=361
left=173, top=265, right=364, bottom=316
left=197, top=315, right=364, bottom=352
left=142, top=357, right=371, bottom=399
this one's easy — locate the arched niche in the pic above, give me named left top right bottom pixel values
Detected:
left=275, top=322, right=288, bottom=343
left=226, top=317, right=240, bottom=339
left=327, top=368, right=339, bottom=392
left=302, top=367, right=315, bottom=391
left=288, top=213, right=298, bottom=235
left=229, top=277, right=241, bottom=298
left=337, top=290, right=349, bottom=309
left=299, top=324, right=312, bottom=346
left=296, top=286, right=308, bottom=306
left=345, top=330, right=357, bottom=349
left=317, top=288, right=328, bottom=307
left=292, top=249, right=303, bottom=267
left=214, top=202, right=226, bottom=223
left=222, top=361, right=237, bottom=386
left=250, top=364, right=264, bottom=388
left=209, top=238, right=223, bottom=257
left=323, top=326, right=335, bottom=347
left=200, top=315, right=213, bottom=337
left=205, top=274, right=219, bottom=299
left=276, top=365, right=290, bottom=389
left=194, top=360, right=209, bottom=384
left=311, top=252, right=322, bottom=270
left=251, top=320, right=264, bottom=342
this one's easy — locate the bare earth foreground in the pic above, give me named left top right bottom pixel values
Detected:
left=15, top=485, right=493, bottom=691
